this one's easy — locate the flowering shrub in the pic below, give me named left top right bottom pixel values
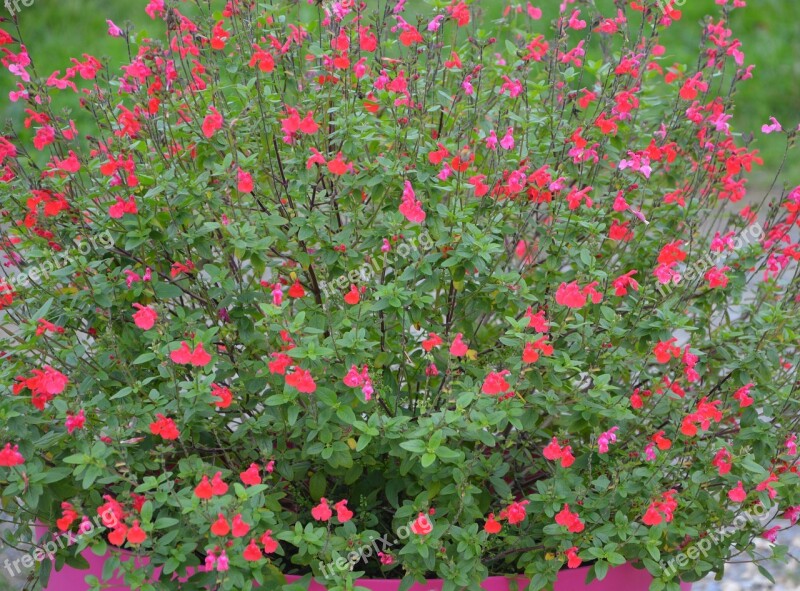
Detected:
left=1, top=1, right=799, bottom=591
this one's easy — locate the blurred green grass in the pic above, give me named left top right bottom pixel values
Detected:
left=2, top=0, right=797, bottom=185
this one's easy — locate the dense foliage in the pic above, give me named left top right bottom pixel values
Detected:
left=1, top=1, right=799, bottom=591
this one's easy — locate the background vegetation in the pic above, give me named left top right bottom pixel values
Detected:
left=2, top=0, right=798, bottom=185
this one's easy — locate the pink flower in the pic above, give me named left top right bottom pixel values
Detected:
left=762, top=526, right=780, bottom=543
left=761, top=117, right=782, bottom=134
left=733, top=383, right=754, bottom=408
left=485, top=130, right=498, bottom=150
left=728, top=481, right=746, bottom=503
left=335, top=499, right=354, bottom=522
left=500, top=127, right=515, bottom=150
left=398, top=180, right=426, bottom=223
left=785, top=434, right=797, bottom=456
left=449, top=333, right=468, bottom=357
left=202, top=107, right=223, bottom=138
left=132, top=303, right=157, bottom=330
left=237, top=169, right=253, bottom=193
left=107, top=20, right=124, bottom=37
left=597, top=426, right=619, bottom=454
left=170, top=342, right=212, bottom=367
left=65, top=410, right=86, bottom=434
left=0, top=444, right=25, bottom=467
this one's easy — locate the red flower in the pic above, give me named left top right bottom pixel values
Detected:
left=211, top=472, right=228, bottom=496
left=211, top=514, right=230, bottom=536
left=126, top=521, right=147, bottom=545
left=446, top=1, right=471, bottom=27
left=202, top=106, right=223, bottom=138
left=566, top=547, right=582, bottom=568
left=398, top=181, right=426, bottom=224
left=311, top=498, right=332, bottom=521
left=108, top=195, right=138, bottom=219
left=108, top=524, right=128, bottom=547
left=268, top=353, right=292, bottom=375
left=555, top=281, right=587, bottom=309
left=195, top=475, right=213, bottom=500
left=243, top=539, right=263, bottom=562
left=344, top=284, right=361, bottom=305
left=481, top=370, right=511, bottom=396
left=149, top=414, right=180, bottom=440
left=240, top=463, right=261, bottom=486
left=231, top=514, right=250, bottom=538
left=555, top=504, right=585, bottom=533
left=327, top=152, right=351, bottom=176
left=653, top=338, right=681, bottom=364
left=288, top=281, right=306, bottom=298
left=211, top=21, right=230, bottom=50
left=484, top=513, right=502, bottom=534
left=286, top=368, right=317, bottom=393
left=170, top=341, right=212, bottom=367
left=422, top=332, right=443, bottom=351
left=211, top=383, right=233, bottom=408
left=502, top=500, right=530, bottom=525
left=335, top=499, right=354, bottom=523
left=410, top=512, right=433, bottom=535
left=261, top=530, right=280, bottom=554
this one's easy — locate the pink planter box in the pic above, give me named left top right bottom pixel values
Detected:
left=36, top=542, right=691, bottom=591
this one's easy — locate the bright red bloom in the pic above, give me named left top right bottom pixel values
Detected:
left=268, top=353, right=292, bottom=375
left=555, top=281, right=586, bottom=309
left=288, top=281, right=306, bottom=298
left=285, top=367, right=317, bottom=393
left=240, top=463, right=261, bottom=486
left=211, top=514, right=230, bottom=536
left=261, top=530, right=280, bottom=554
left=565, top=546, right=582, bottom=569
left=653, top=338, right=681, bottom=364
left=195, top=475, right=213, bottom=500
left=211, top=472, right=228, bottom=495
left=243, top=539, right=263, bottom=561
left=484, top=513, right=502, bottom=534
left=422, top=332, right=443, bottom=351
left=124, top=520, right=146, bottom=545
left=555, top=504, right=584, bottom=533
left=481, top=370, right=511, bottom=396
left=344, top=284, right=361, bottom=305
left=211, top=383, right=233, bottom=408
left=149, top=414, right=180, bottom=440
left=231, top=514, right=250, bottom=538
